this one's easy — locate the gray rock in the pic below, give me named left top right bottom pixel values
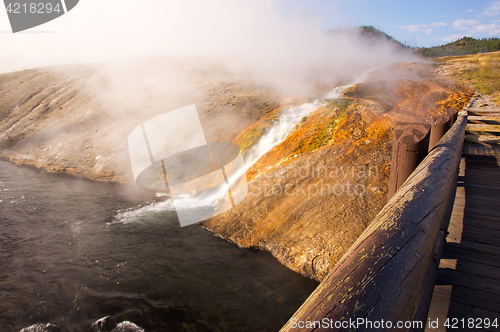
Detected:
left=112, top=321, right=145, bottom=332
left=91, top=316, right=117, bottom=332
left=90, top=318, right=144, bottom=332
left=19, top=323, right=63, bottom=332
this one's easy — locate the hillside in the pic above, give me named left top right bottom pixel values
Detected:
left=0, top=59, right=280, bottom=182
left=327, top=25, right=410, bottom=51
left=418, top=36, right=500, bottom=57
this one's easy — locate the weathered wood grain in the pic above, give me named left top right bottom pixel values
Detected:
left=388, top=122, right=431, bottom=200
left=429, top=113, right=453, bottom=152
left=447, top=108, right=458, bottom=125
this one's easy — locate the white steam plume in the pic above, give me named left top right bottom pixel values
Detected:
left=0, top=0, right=418, bottom=94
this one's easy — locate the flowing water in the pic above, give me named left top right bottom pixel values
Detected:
left=0, top=160, right=319, bottom=331
left=118, top=80, right=363, bottom=217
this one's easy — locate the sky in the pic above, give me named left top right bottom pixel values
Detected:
left=308, top=0, right=500, bottom=47
left=1, top=0, right=500, bottom=73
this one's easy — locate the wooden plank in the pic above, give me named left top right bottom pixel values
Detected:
left=463, top=178, right=500, bottom=185
left=464, top=179, right=500, bottom=187
left=464, top=176, right=500, bottom=182
left=460, top=221, right=500, bottom=233
left=426, top=285, right=452, bottom=332
left=460, top=188, right=500, bottom=197
left=464, top=173, right=500, bottom=179
left=462, top=171, right=500, bottom=179
left=461, top=178, right=500, bottom=186
left=462, top=193, right=500, bottom=202
left=463, top=207, right=500, bottom=218
left=463, top=187, right=500, bottom=194
left=454, top=194, right=500, bottom=204
left=447, top=224, right=500, bottom=244
left=468, top=114, right=500, bottom=119
left=439, top=258, right=500, bottom=280
left=436, top=268, right=500, bottom=296
left=463, top=156, right=500, bottom=165
left=465, top=135, right=500, bottom=144
left=426, top=286, right=500, bottom=332
left=464, top=161, right=500, bottom=173
left=468, top=110, right=500, bottom=114
left=468, top=116, right=500, bottom=121
left=453, top=202, right=500, bottom=214
left=463, top=161, right=500, bottom=169
left=462, top=178, right=500, bottom=185
left=441, top=245, right=500, bottom=268
left=461, top=174, right=500, bottom=181
left=446, top=302, right=500, bottom=332
left=462, top=215, right=500, bottom=231
left=446, top=230, right=500, bottom=249
left=463, top=170, right=500, bottom=177
left=466, top=124, right=500, bottom=133
left=462, top=174, right=500, bottom=181
left=463, top=144, right=500, bottom=157
left=463, top=168, right=500, bottom=175
left=464, top=168, right=500, bottom=175
left=432, top=284, right=500, bottom=314
left=451, top=239, right=500, bottom=256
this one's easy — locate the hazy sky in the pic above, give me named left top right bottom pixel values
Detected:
left=1, top=0, right=499, bottom=73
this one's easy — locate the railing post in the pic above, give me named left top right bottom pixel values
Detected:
left=428, top=113, right=452, bottom=152
left=388, top=122, right=431, bottom=200
left=447, top=108, right=458, bottom=125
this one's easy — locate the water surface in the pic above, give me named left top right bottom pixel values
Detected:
left=0, top=159, right=318, bottom=331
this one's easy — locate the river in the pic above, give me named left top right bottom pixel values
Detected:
left=0, top=73, right=374, bottom=331
left=0, top=159, right=318, bottom=331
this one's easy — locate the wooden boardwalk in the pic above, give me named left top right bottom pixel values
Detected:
left=427, top=96, right=500, bottom=331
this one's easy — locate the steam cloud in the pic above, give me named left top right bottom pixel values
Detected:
left=0, top=0, right=418, bottom=94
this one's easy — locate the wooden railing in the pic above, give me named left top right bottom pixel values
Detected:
left=280, top=100, right=475, bottom=331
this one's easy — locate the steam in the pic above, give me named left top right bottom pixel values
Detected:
left=242, top=69, right=376, bottom=172
left=0, top=0, right=417, bottom=93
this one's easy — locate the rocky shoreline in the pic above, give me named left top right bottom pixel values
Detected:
left=0, top=59, right=281, bottom=184
left=20, top=317, right=145, bottom=332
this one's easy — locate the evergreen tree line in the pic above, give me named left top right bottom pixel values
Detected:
left=326, top=26, right=500, bottom=58
left=417, top=37, right=500, bottom=57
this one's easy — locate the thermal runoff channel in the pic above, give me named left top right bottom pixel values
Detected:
left=115, top=75, right=368, bottom=225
